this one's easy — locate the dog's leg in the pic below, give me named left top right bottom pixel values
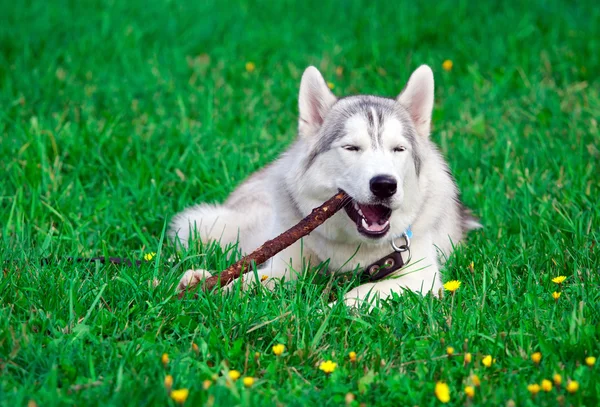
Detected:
left=177, top=269, right=212, bottom=292
left=171, top=197, right=273, bottom=294
left=342, top=234, right=442, bottom=307
left=177, top=242, right=308, bottom=293
left=227, top=242, right=307, bottom=290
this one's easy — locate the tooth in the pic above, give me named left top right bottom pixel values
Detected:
left=361, top=218, right=369, bottom=229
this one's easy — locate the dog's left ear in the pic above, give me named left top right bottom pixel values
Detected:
left=397, top=65, right=435, bottom=137
left=298, top=66, right=337, bottom=139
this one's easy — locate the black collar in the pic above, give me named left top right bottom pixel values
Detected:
left=359, top=232, right=411, bottom=282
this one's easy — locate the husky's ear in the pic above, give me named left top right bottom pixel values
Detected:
left=397, top=65, right=435, bottom=137
left=298, top=66, right=337, bottom=139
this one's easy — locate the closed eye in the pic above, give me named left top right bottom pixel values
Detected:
left=393, top=146, right=406, bottom=152
left=343, top=145, right=361, bottom=152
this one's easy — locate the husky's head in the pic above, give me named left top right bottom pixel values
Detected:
left=295, top=65, right=435, bottom=243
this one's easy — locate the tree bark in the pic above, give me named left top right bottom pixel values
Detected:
left=178, top=191, right=350, bottom=299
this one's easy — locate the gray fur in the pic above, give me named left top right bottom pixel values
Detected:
left=304, top=95, right=422, bottom=176
left=304, top=96, right=421, bottom=172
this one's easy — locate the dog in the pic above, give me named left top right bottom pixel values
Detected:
left=169, top=65, right=480, bottom=306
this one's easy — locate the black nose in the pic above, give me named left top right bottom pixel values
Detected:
left=370, top=175, right=397, bottom=198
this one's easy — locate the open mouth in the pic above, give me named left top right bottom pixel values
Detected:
left=343, top=198, right=392, bottom=238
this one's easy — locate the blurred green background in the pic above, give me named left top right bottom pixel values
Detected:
left=1, top=0, right=598, bottom=405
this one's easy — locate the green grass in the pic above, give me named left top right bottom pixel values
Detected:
left=1, top=0, right=599, bottom=405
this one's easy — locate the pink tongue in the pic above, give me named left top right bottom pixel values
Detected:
left=359, top=204, right=387, bottom=224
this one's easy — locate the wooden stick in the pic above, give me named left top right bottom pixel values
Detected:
left=178, top=191, right=351, bottom=299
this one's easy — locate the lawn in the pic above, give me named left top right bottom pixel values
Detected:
left=1, top=0, right=599, bottom=405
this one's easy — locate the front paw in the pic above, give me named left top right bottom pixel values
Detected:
left=177, top=269, right=212, bottom=292
left=342, top=285, right=379, bottom=309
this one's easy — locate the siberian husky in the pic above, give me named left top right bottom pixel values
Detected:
left=170, top=65, right=480, bottom=306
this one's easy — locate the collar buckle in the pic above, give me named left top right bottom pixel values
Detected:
left=390, top=231, right=411, bottom=264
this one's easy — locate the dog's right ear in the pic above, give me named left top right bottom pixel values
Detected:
left=397, top=65, right=435, bottom=138
left=298, top=66, right=337, bottom=139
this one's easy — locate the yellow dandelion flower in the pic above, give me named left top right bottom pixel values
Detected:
left=144, top=252, right=156, bottom=261
left=443, top=280, right=461, bottom=292
left=482, top=355, right=493, bottom=367
left=465, top=386, right=475, bottom=398
left=319, top=360, right=337, bottom=374
left=552, top=276, right=566, bottom=284
left=464, top=352, right=472, bottom=364
left=446, top=346, right=454, bottom=356
left=434, top=381, right=451, bottom=403
left=254, top=351, right=260, bottom=359
left=552, top=291, right=561, bottom=300
left=170, top=388, right=189, bottom=404
left=566, top=380, right=579, bottom=394
left=585, top=356, right=596, bottom=366
left=442, top=60, right=453, bottom=72
left=472, top=374, right=481, bottom=387
left=55, top=67, right=67, bottom=82
left=541, top=379, right=552, bottom=392
left=553, top=373, right=562, bottom=386
left=202, top=379, right=212, bottom=390
left=272, top=344, right=285, bottom=356
left=327, top=82, right=335, bottom=90
left=349, top=351, right=357, bottom=362
left=260, top=275, right=268, bottom=282
left=245, top=62, right=255, bottom=73
left=164, top=375, right=173, bottom=391
left=243, top=377, right=255, bottom=387
left=228, top=370, right=241, bottom=381
left=531, top=352, right=542, bottom=364
left=161, top=353, right=169, bottom=367
left=527, top=383, right=540, bottom=395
